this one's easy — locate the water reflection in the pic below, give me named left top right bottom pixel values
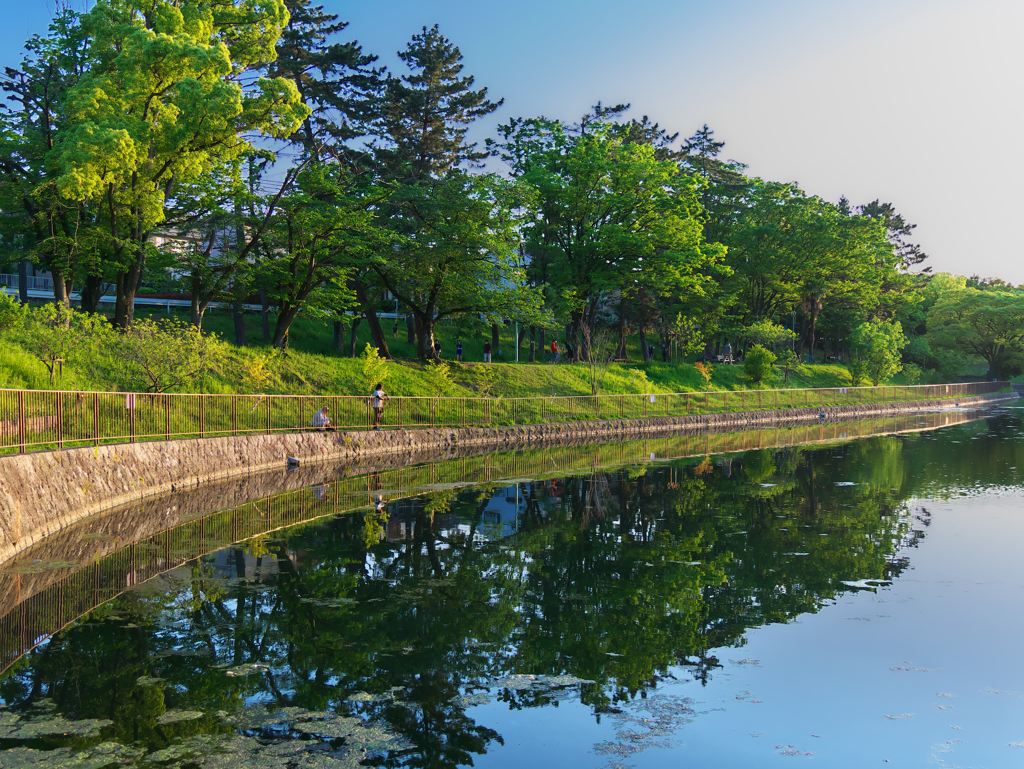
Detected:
left=2, top=407, right=1024, bottom=767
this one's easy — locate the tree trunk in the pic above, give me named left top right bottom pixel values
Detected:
left=352, top=279, right=391, bottom=359
left=528, top=326, right=536, bottom=363
left=538, top=327, right=545, bottom=360
left=638, top=326, right=649, bottom=362
left=406, top=312, right=415, bottom=344
left=616, top=296, right=627, bottom=360
left=348, top=315, right=362, bottom=357
left=271, top=306, right=300, bottom=349
left=79, top=274, right=105, bottom=314
left=333, top=319, right=344, bottom=352
left=17, top=260, right=29, bottom=304
left=414, top=312, right=437, bottom=361
left=51, top=267, right=71, bottom=309
left=114, top=257, right=145, bottom=329
left=491, top=323, right=500, bottom=360
left=190, top=292, right=204, bottom=329
left=259, top=287, right=270, bottom=341
left=233, top=301, right=247, bottom=346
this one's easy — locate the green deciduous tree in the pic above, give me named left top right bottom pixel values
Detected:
left=114, top=316, right=225, bottom=392
left=52, top=0, right=309, bottom=328
left=744, top=344, right=777, bottom=386
left=849, top=319, right=906, bottom=386
left=20, top=304, right=111, bottom=384
left=496, top=117, right=726, bottom=361
left=926, top=288, right=1024, bottom=380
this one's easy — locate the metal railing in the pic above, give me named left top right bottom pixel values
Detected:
left=0, top=381, right=1008, bottom=455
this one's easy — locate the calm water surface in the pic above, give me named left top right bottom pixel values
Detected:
left=2, top=408, right=1024, bottom=768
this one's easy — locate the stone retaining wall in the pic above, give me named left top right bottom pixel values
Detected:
left=0, top=391, right=1015, bottom=564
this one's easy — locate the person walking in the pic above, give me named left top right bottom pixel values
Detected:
left=483, top=340, right=491, bottom=363
left=456, top=339, right=463, bottom=362
left=566, top=342, right=575, bottom=364
left=661, top=342, right=668, bottom=362
left=371, top=383, right=390, bottom=430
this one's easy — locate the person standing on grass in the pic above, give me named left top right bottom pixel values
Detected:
left=371, top=383, right=390, bottom=430
left=551, top=339, right=559, bottom=362
left=456, top=339, right=463, bottom=362
left=483, top=340, right=491, bottom=363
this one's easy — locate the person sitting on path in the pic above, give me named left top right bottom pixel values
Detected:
left=371, top=383, right=390, bottom=430
left=312, top=406, right=333, bottom=431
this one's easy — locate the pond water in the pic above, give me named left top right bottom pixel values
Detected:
left=2, top=407, right=1024, bottom=768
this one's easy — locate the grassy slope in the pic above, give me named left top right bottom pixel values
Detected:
left=1, top=305, right=861, bottom=397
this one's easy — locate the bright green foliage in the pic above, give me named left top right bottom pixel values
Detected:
left=902, top=363, right=922, bottom=386
left=849, top=320, right=906, bottom=386
left=19, top=304, right=112, bottom=384
left=927, top=288, right=1024, bottom=380
left=258, top=162, right=388, bottom=348
left=360, top=343, right=390, bottom=392
left=743, top=344, right=777, bottom=386
left=0, top=294, right=25, bottom=334
left=497, top=118, right=726, bottom=356
left=744, top=319, right=797, bottom=352
left=424, top=359, right=455, bottom=397
left=51, top=0, right=308, bottom=326
left=722, top=181, right=906, bottom=356
left=114, top=317, right=225, bottom=392
left=372, top=172, right=547, bottom=360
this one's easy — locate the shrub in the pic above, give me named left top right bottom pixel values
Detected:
left=114, top=317, right=225, bottom=393
left=0, top=293, right=25, bottom=334
left=902, top=363, right=922, bottom=386
left=849, top=320, right=906, bottom=386
left=744, top=344, right=777, bottom=386
left=360, top=343, right=390, bottom=393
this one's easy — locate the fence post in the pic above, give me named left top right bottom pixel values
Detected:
left=17, top=390, right=25, bottom=454
left=164, top=395, right=170, bottom=440
left=199, top=394, right=205, bottom=438
left=266, top=397, right=272, bottom=435
left=93, top=393, right=100, bottom=446
left=232, top=395, right=238, bottom=436
left=57, top=395, right=64, bottom=450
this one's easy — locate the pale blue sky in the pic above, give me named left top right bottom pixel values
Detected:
left=4, top=0, right=1022, bottom=282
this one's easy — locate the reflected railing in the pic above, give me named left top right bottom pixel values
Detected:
left=0, top=407, right=991, bottom=673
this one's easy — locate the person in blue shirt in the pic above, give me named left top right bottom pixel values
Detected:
left=456, top=339, right=463, bottom=361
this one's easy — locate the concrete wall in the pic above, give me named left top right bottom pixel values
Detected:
left=0, top=392, right=1015, bottom=565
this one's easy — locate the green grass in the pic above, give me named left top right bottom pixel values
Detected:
left=1, top=304, right=885, bottom=398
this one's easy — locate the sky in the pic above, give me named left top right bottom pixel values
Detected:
left=4, top=0, right=1023, bottom=282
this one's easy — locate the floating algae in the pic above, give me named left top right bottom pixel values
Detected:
left=155, top=710, right=205, bottom=725
left=0, top=710, right=112, bottom=740
left=220, top=663, right=268, bottom=677
left=0, top=742, right=142, bottom=768
left=300, top=596, right=359, bottom=607
left=593, top=695, right=703, bottom=766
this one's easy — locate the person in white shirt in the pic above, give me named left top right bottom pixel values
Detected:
left=312, top=406, right=332, bottom=431
left=371, top=383, right=390, bottom=430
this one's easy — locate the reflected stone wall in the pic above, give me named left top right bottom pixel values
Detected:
left=0, top=394, right=1014, bottom=569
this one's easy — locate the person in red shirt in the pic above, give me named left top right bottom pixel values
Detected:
left=550, top=340, right=559, bottom=362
